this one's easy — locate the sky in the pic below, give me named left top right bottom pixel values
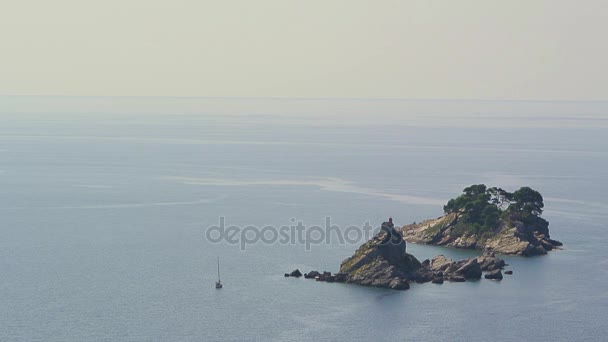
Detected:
left=0, top=0, right=606, bottom=100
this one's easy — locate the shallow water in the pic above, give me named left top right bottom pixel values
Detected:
left=1, top=97, right=607, bottom=341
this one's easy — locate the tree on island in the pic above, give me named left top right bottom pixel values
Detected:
left=443, top=184, right=548, bottom=234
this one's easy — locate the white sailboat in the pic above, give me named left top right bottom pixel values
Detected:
left=215, top=257, right=223, bottom=289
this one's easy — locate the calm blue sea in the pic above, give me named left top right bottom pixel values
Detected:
left=1, top=96, right=607, bottom=341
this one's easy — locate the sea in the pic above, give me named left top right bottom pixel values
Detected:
left=1, top=96, right=607, bottom=341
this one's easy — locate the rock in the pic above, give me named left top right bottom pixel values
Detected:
left=476, top=252, right=506, bottom=271
left=388, top=278, right=410, bottom=290
left=334, top=272, right=347, bottom=283
left=523, top=244, right=546, bottom=256
left=318, top=271, right=333, bottom=281
left=449, top=275, right=466, bottom=282
left=548, top=238, right=563, bottom=246
left=415, top=272, right=433, bottom=284
left=304, top=271, right=321, bottom=279
left=432, top=278, right=444, bottom=284
left=308, top=271, right=334, bottom=282
left=505, top=270, right=513, bottom=275
left=304, top=219, right=513, bottom=291
left=429, top=255, right=454, bottom=272
left=289, top=269, right=302, bottom=277
left=401, top=210, right=562, bottom=257
left=455, top=259, right=482, bottom=279
left=484, top=270, right=503, bottom=280
left=335, top=220, right=424, bottom=290
left=535, top=245, right=547, bottom=254
left=284, top=273, right=290, bottom=277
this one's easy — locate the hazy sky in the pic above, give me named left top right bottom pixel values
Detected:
left=1, top=0, right=606, bottom=100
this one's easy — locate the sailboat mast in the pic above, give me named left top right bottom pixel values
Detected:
left=217, top=257, right=221, bottom=281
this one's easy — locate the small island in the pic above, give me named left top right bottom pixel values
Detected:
left=402, top=184, right=562, bottom=256
left=286, top=185, right=562, bottom=290
left=287, top=219, right=508, bottom=290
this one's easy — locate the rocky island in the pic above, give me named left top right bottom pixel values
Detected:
left=287, top=218, right=508, bottom=290
left=286, top=185, right=562, bottom=290
left=401, top=185, right=562, bottom=256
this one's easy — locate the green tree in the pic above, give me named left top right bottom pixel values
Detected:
left=443, top=184, right=546, bottom=234
left=463, top=184, right=487, bottom=196
left=510, top=186, right=544, bottom=216
left=487, top=187, right=512, bottom=209
left=482, top=205, right=500, bottom=228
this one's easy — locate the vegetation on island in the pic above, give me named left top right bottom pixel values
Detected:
left=442, top=184, right=548, bottom=235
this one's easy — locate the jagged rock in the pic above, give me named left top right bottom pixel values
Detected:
left=548, top=238, right=563, bottom=247
left=523, top=244, right=546, bottom=256
left=401, top=213, right=561, bottom=256
left=335, top=222, right=423, bottom=290
left=476, top=251, right=506, bottom=271
left=334, top=272, right=348, bottom=282
left=455, top=259, right=482, bottom=279
left=449, top=275, right=466, bottom=282
left=316, top=271, right=333, bottom=281
left=484, top=270, right=503, bottom=280
left=289, top=269, right=302, bottom=277
left=432, top=278, right=444, bottom=284
left=302, top=219, right=514, bottom=291
left=388, top=278, right=410, bottom=290
left=304, top=271, right=321, bottom=279
left=415, top=272, right=433, bottom=284
left=430, top=255, right=454, bottom=272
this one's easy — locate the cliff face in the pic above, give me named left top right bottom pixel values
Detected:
left=338, top=228, right=419, bottom=290
left=401, top=213, right=562, bottom=256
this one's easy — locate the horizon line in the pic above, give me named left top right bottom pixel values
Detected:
left=1, top=94, right=607, bottom=104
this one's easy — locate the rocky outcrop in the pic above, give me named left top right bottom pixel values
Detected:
left=293, top=220, right=508, bottom=290
left=476, top=250, right=506, bottom=271
left=401, top=213, right=562, bottom=256
left=304, top=271, right=321, bottom=279
left=284, top=269, right=302, bottom=277
left=424, top=252, right=506, bottom=281
left=335, top=222, right=419, bottom=290
left=288, top=218, right=513, bottom=291
left=485, top=270, right=503, bottom=280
